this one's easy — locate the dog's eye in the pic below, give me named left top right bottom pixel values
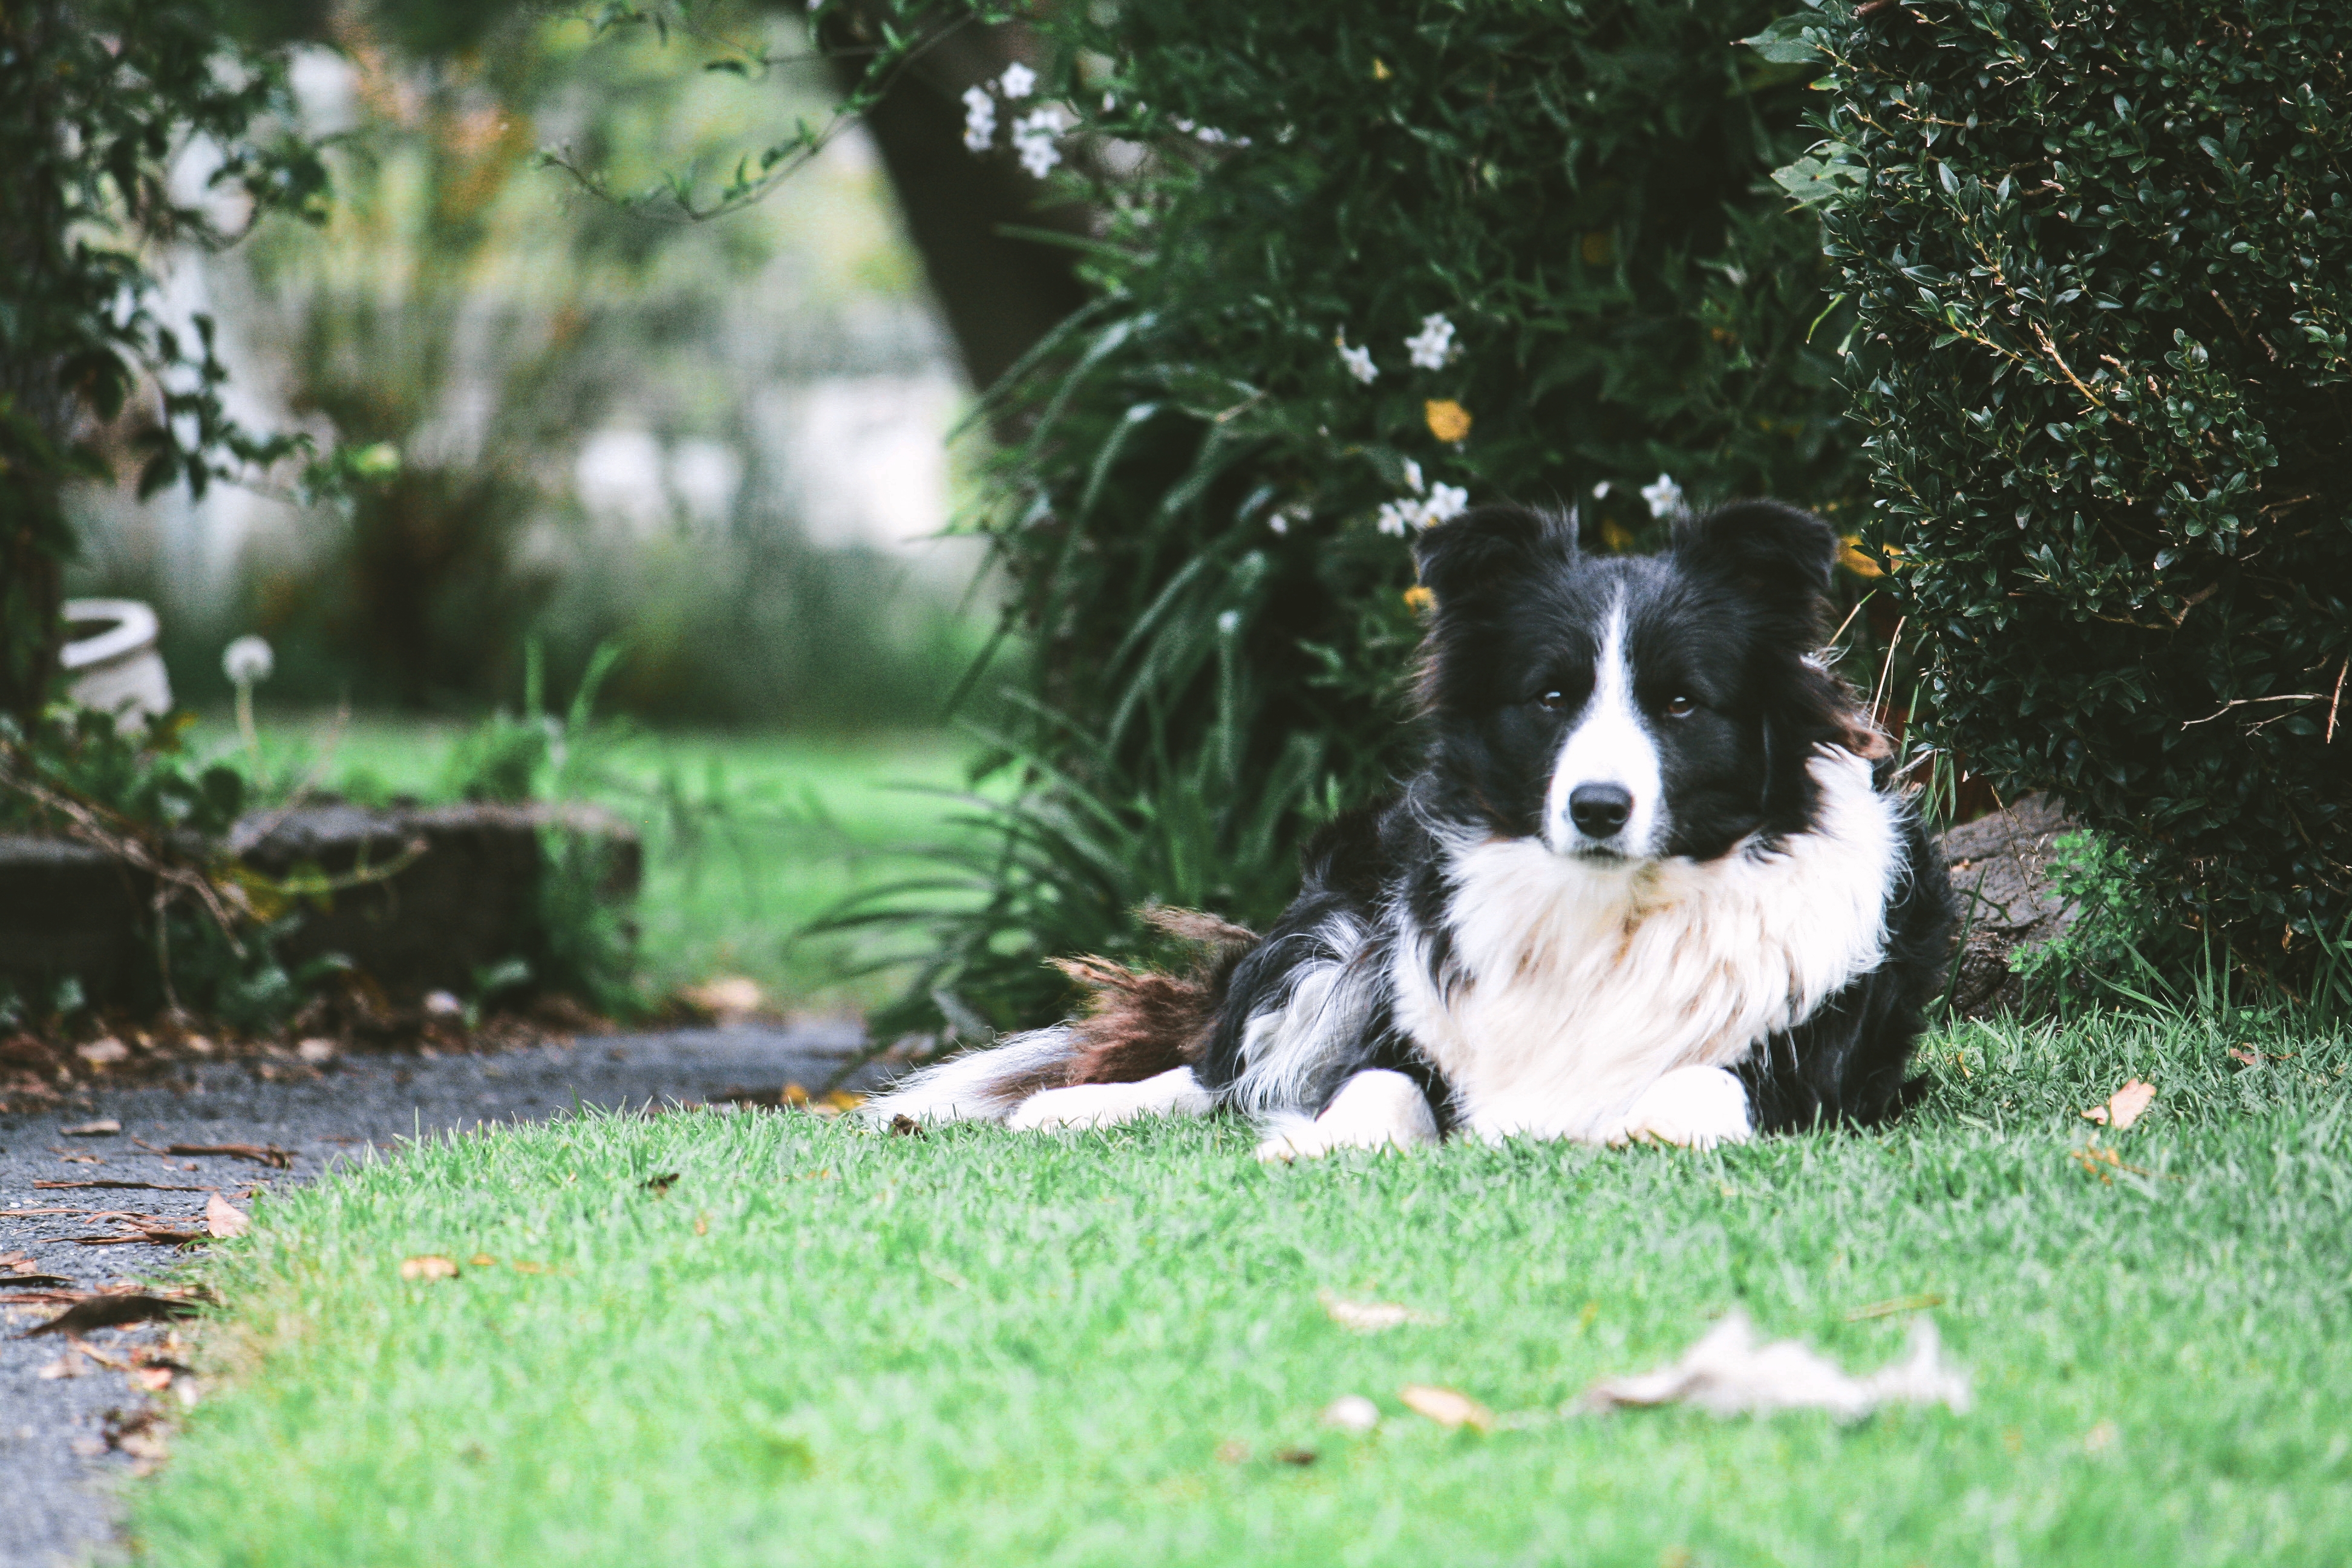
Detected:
left=1535, top=690, right=1569, bottom=712
left=1662, top=694, right=1697, bottom=717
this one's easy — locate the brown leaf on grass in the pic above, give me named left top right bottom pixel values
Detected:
left=400, top=1255, right=460, bottom=1282
left=642, top=1172, right=679, bottom=1196
left=59, top=1120, right=121, bottom=1137
left=469, top=1253, right=498, bottom=1268
left=204, top=1194, right=250, bottom=1240
left=21, top=1292, right=201, bottom=1337
left=2082, top=1079, right=2157, bottom=1129
left=1273, top=1446, right=1318, bottom=1466
left=2227, top=1045, right=2261, bottom=1068
left=1400, top=1383, right=1495, bottom=1432
left=889, top=1114, right=925, bottom=1138
left=1319, top=1291, right=1447, bottom=1332
left=167, top=1142, right=293, bottom=1168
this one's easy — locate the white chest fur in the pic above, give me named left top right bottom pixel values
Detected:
left=1390, top=748, right=1903, bottom=1142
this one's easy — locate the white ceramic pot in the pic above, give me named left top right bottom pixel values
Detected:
left=62, top=599, right=173, bottom=732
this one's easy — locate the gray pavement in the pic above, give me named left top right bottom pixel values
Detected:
left=0, top=1024, right=885, bottom=1568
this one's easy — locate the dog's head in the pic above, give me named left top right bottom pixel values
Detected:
left=1410, top=501, right=1869, bottom=863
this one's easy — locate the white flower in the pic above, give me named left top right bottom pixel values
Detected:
left=1401, top=459, right=1425, bottom=494
left=1376, top=500, right=1417, bottom=537
left=1375, top=479, right=1469, bottom=536
left=1336, top=338, right=1378, bottom=384
left=1592, top=480, right=1613, bottom=499
left=222, top=635, right=274, bottom=687
left=1424, top=482, right=1468, bottom=523
left=961, top=86, right=996, bottom=152
left=998, top=61, right=1037, bottom=100
left=1270, top=503, right=1310, bottom=537
left=1640, top=472, right=1685, bottom=518
left=1012, top=106, right=1066, bottom=178
left=1405, top=312, right=1456, bottom=370
left=1217, top=609, right=1242, bottom=635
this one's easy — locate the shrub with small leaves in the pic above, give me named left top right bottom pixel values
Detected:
left=1806, top=0, right=2351, bottom=981
left=848, top=0, right=1871, bottom=1039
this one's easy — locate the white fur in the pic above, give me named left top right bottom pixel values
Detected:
left=1254, top=1069, right=1440, bottom=1162
left=861, top=1027, right=1076, bottom=1125
left=1603, top=1063, right=1754, bottom=1149
left=1392, top=747, right=1901, bottom=1145
left=1226, top=915, right=1382, bottom=1114
left=1006, top=1066, right=1214, bottom=1131
left=1547, top=595, right=1667, bottom=856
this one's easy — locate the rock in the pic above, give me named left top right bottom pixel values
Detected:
left=1934, top=793, right=2082, bottom=1018
left=0, top=801, right=639, bottom=1008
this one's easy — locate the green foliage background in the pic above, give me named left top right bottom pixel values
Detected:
left=846, top=0, right=1881, bottom=1040
left=1806, top=0, right=2351, bottom=976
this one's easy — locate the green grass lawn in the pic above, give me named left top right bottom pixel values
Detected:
left=244, top=713, right=981, bottom=1014
left=135, top=1005, right=2352, bottom=1566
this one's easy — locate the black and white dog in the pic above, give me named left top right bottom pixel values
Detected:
left=869, top=501, right=1954, bottom=1159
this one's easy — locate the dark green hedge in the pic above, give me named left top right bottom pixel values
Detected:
left=1812, top=0, right=2351, bottom=975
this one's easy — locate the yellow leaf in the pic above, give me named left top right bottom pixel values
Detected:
left=1399, top=1383, right=1494, bottom=1432
left=1371, top=57, right=1391, bottom=80
left=1402, top=585, right=1435, bottom=613
left=400, top=1255, right=460, bottom=1282
left=1423, top=398, right=1472, bottom=443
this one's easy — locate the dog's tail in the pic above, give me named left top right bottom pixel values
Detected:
left=862, top=909, right=1256, bottom=1125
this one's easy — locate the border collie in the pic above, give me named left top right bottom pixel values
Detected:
left=867, top=501, right=1954, bottom=1159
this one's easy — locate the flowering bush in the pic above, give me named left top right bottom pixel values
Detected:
left=848, top=0, right=1873, bottom=1040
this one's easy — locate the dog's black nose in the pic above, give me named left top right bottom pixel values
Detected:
left=1569, top=783, right=1633, bottom=838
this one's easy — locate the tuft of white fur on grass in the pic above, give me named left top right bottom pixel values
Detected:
left=1005, top=1067, right=1214, bottom=1132
left=1582, top=1310, right=1970, bottom=1419
left=1255, top=1068, right=1439, bottom=1162
left=860, top=1028, right=1077, bottom=1126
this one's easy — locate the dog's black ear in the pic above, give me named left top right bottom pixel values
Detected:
left=1675, top=500, right=1837, bottom=604
left=1413, top=506, right=1574, bottom=604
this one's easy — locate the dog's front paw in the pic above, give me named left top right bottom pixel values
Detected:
left=1607, top=1065, right=1754, bottom=1151
left=1255, top=1069, right=1441, bottom=1163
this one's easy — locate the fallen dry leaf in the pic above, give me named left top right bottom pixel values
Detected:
left=204, top=1194, right=250, bottom=1240
left=295, top=1037, right=338, bottom=1064
left=509, top=1259, right=554, bottom=1275
left=60, top=1119, right=122, bottom=1137
left=1273, top=1446, right=1318, bottom=1466
left=642, top=1172, right=679, bottom=1196
left=400, top=1255, right=460, bottom=1282
left=469, top=1253, right=498, bottom=1268
left=35, top=1179, right=211, bottom=1192
left=133, top=1365, right=176, bottom=1393
left=1580, top=1310, right=1970, bottom=1419
left=167, top=1142, right=293, bottom=1168
left=75, top=1039, right=130, bottom=1066
left=682, top=975, right=765, bottom=1021
left=1319, top=1291, right=1447, bottom=1332
left=1400, top=1383, right=1495, bottom=1432
left=889, top=1114, right=924, bottom=1138
left=2227, top=1045, right=2262, bottom=1068
left=22, top=1291, right=203, bottom=1337
left=2082, top=1079, right=2157, bottom=1130
left=37, top=1353, right=87, bottom=1380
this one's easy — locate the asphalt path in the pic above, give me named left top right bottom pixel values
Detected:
left=0, top=1024, right=884, bottom=1568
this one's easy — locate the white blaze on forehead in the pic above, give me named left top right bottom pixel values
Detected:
left=1546, top=593, right=1667, bottom=855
